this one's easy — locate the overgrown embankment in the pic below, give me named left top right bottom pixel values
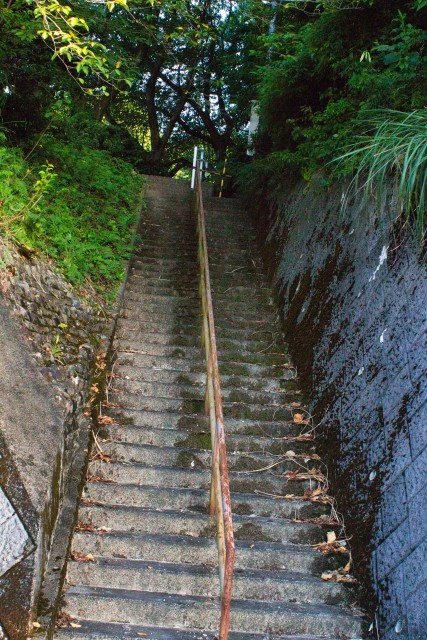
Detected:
left=0, top=133, right=142, bottom=295
left=245, top=174, right=427, bottom=640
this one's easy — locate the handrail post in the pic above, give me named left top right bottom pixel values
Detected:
left=191, top=145, right=198, bottom=190
left=193, top=152, right=235, bottom=640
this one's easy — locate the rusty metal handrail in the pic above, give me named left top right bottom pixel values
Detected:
left=194, top=158, right=235, bottom=640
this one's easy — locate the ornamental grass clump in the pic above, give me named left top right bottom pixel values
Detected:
left=334, top=109, right=427, bottom=242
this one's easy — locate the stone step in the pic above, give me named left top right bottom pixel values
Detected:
left=82, top=482, right=325, bottom=521
left=104, top=393, right=299, bottom=421
left=135, top=240, right=198, bottom=250
left=110, top=378, right=295, bottom=408
left=86, top=461, right=309, bottom=496
left=97, top=440, right=314, bottom=473
left=77, top=504, right=323, bottom=544
left=130, top=257, right=197, bottom=269
left=114, top=351, right=205, bottom=373
left=115, top=326, right=285, bottom=356
left=98, top=408, right=303, bottom=438
left=133, top=249, right=254, bottom=264
left=136, top=239, right=258, bottom=253
left=121, top=300, right=277, bottom=327
left=126, top=278, right=269, bottom=301
left=114, top=351, right=289, bottom=380
left=131, top=254, right=199, bottom=266
left=129, top=265, right=270, bottom=288
left=130, top=257, right=198, bottom=270
left=123, top=288, right=276, bottom=312
left=102, top=423, right=310, bottom=452
left=122, top=292, right=199, bottom=310
left=54, top=618, right=344, bottom=640
left=123, top=281, right=199, bottom=296
left=71, top=531, right=327, bottom=574
left=61, top=586, right=363, bottom=636
left=67, top=557, right=348, bottom=605
left=116, top=317, right=283, bottom=344
left=111, top=364, right=294, bottom=393
left=113, top=343, right=288, bottom=371
left=119, top=306, right=278, bottom=331
left=117, top=347, right=203, bottom=368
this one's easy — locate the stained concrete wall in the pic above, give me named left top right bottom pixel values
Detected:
left=247, top=175, right=427, bottom=640
left=0, top=241, right=106, bottom=638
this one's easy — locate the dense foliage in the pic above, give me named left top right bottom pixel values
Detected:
left=1, top=0, right=426, bottom=277
left=237, top=1, right=427, bottom=183
left=230, top=0, right=427, bottom=240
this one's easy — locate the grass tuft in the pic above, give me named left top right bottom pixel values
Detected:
left=333, top=109, right=427, bottom=242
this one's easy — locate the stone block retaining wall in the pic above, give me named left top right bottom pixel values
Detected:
left=248, top=176, right=427, bottom=640
left=0, top=240, right=107, bottom=638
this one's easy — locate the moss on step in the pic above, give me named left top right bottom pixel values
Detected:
left=268, top=440, right=316, bottom=456
left=181, top=398, right=205, bottom=413
left=233, top=503, right=254, bottom=515
left=233, top=522, right=276, bottom=542
left=231, top=456, right=262, bottom=471
left=176, top=373, right=203, bottom=387
left=176, top=450, right=206, bottom=469
left=200, top=521, right=217, bottom=538
left=231, top=478, right=277, bottom=494
left=279, top=379, right=298, bottom=391
left=222, top=352, right=285, bottom=366
left=170, top=348, right=188, bottom=358
left=177, top=415, right=209, bottom=431
left=288, top=525, right=324, bottom=545
left=102, top=411, right=135, bottom=426
left=175, top=431, right=212, bottom=450
left=225, top=404, right=291, bottom=420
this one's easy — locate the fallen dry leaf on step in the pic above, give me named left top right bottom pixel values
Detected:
left=286, top=433, right=314, bottom=442
left=97, top=415, right=115, bottom=425
left=70, top=623, right=82, bottom=628
left=302, top=487, right=331, bottom=504
left=293, top=413, right=305, bottom=423
left=75, top=522, right=109, bottom=534
left=313, top=541, right=349, bottom=556
left=327, top=531, right=337, bottom=544
left=291, top=515, right=340, bottom=525
left=321, top=571, right=357, bottom=584
left=71, top=552, right=96, bottom=563
left=340, top=560, right=352, bottom=574
left=86, top=473, right=116, bottom=483
left=56, top=612, right=75, bottom=628
left=80, top=497, right=102, bottom=506
left=91, top=451, right=112, bottom=463
left=32, top=622, right=41, bottom=629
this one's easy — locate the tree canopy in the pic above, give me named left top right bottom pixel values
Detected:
left=0, top=0, right=426, bottom=292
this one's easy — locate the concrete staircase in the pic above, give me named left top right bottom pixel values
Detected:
left=55, top=176, right=364, bottom=639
